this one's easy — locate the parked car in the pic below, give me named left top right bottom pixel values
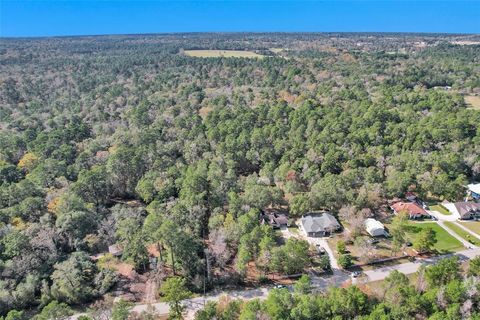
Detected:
left=351, top=271, right=361, bottom=278
left=274, top=284, right=286, bottom=289
left=405, top=241, right=413, bottom=247
left=316, top=244, right=326, bottom=255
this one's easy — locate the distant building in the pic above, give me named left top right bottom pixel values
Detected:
left=300, top=212, right=341, bottom=237
left=364, top=218, right=386, bottom=237
left=261, top=212, right=288, bottom=228
left=391, top=201, right=430, bottom=219
left=405, top=192, right=417, bottom=202
left=467, top=183, right=480, bottom=200
left=443, top=202, right=480, bottom=220
left=108, top=244, right=123, bottom=257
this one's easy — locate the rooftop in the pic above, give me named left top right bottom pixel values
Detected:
left=467, top=183, right=480, bottom=194
left=391, top=201, right=428, bottom=216
left=364, top=218, right=384, bottom=230
left=301, top=212, right=340, bottom=233
left=453, top=202, right=480, bottom=217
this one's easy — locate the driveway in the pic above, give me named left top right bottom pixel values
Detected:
left=426, top=209, right=457, bottom=222
left=305, top=237, right=340, bottom=270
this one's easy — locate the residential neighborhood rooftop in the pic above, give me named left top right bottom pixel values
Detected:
left=301, top=212, right=340, bottom=234
left=391, top=201, right=429, bottom=218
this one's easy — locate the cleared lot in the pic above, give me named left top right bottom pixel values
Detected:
left=465, top=95, right=480, bottom=110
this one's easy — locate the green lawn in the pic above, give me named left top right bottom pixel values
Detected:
left=444, top=222, right=477, bottom=245
left=288, top=227, right=300, bottom=235
left=429, top=204, right=451, bottom=215
left=407, top=222, right=464, bottom=253
left=458, top=221, right=480, bottom=236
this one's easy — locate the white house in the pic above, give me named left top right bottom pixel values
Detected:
left=467, top=183, right=480, bottom=200
left=364, top=218, right=385, bottom=237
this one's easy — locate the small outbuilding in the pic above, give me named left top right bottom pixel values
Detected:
left=467, top=183, right=480, bottom=200
left=364, top=218, right=385, bottom=237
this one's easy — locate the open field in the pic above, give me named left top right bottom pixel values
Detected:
left=458, top=221, right=480, bottom=236
left=429, top=204, right=452, bottom=215
left=465, top=95, right=480, bottom=110
left=270, top=48, right=285, bottom=54
left=444, top=222, right=478, bottom=245
left=407, top=222, right=464, bottom=253
left=184, top=49, right=264, bottom=58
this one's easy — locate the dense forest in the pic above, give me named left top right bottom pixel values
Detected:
left=1, top=33, right=480, bottom=319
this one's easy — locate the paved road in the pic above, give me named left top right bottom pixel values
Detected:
left=70, top=247, right=480, bottom=320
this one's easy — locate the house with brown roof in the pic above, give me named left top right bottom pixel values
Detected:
left=391, top=201, right=430, bottom=219
left=443, top=202, right=480, bottom=220
left=261, top=212, right=289, bottom=229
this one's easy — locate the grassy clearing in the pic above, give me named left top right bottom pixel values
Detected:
left=465, top=95, right=480, bottom=110
left=444, top=222, right=478, bottom=245
left=407, top=222, right=464, bottom=253
left=184, top=49, right=264, bottom=58
left=429, top=204, right=452, bottom=215
left=288, top=227, right=300, bottom=235
left=270, top=48, right=285, bottom=54
left=458, top=221, right=480, bottom=236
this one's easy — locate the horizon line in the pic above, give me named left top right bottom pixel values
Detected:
left=1, top=30, right=478, bottom=40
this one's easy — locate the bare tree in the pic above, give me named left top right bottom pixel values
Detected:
left=339, top=205, right=372, bottom=237
left=208, top=228, right=231, bottom=270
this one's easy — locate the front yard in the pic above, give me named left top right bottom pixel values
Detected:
left=443, top=222, right=478, bottom=245
left=406, top=222, right=464, bottom=254
left=429, top=204, right=451, bottom=215
left=458, top=221, right=480, bottom=236
left=326, top=234, right=405, bottom=267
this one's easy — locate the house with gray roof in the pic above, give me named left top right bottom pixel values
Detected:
left=444, top=201, right=480, bottom=220
left=300, top=212, right=341, bottom=237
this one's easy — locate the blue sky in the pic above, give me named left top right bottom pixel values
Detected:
left=1, top=1, right=479, bottom=37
